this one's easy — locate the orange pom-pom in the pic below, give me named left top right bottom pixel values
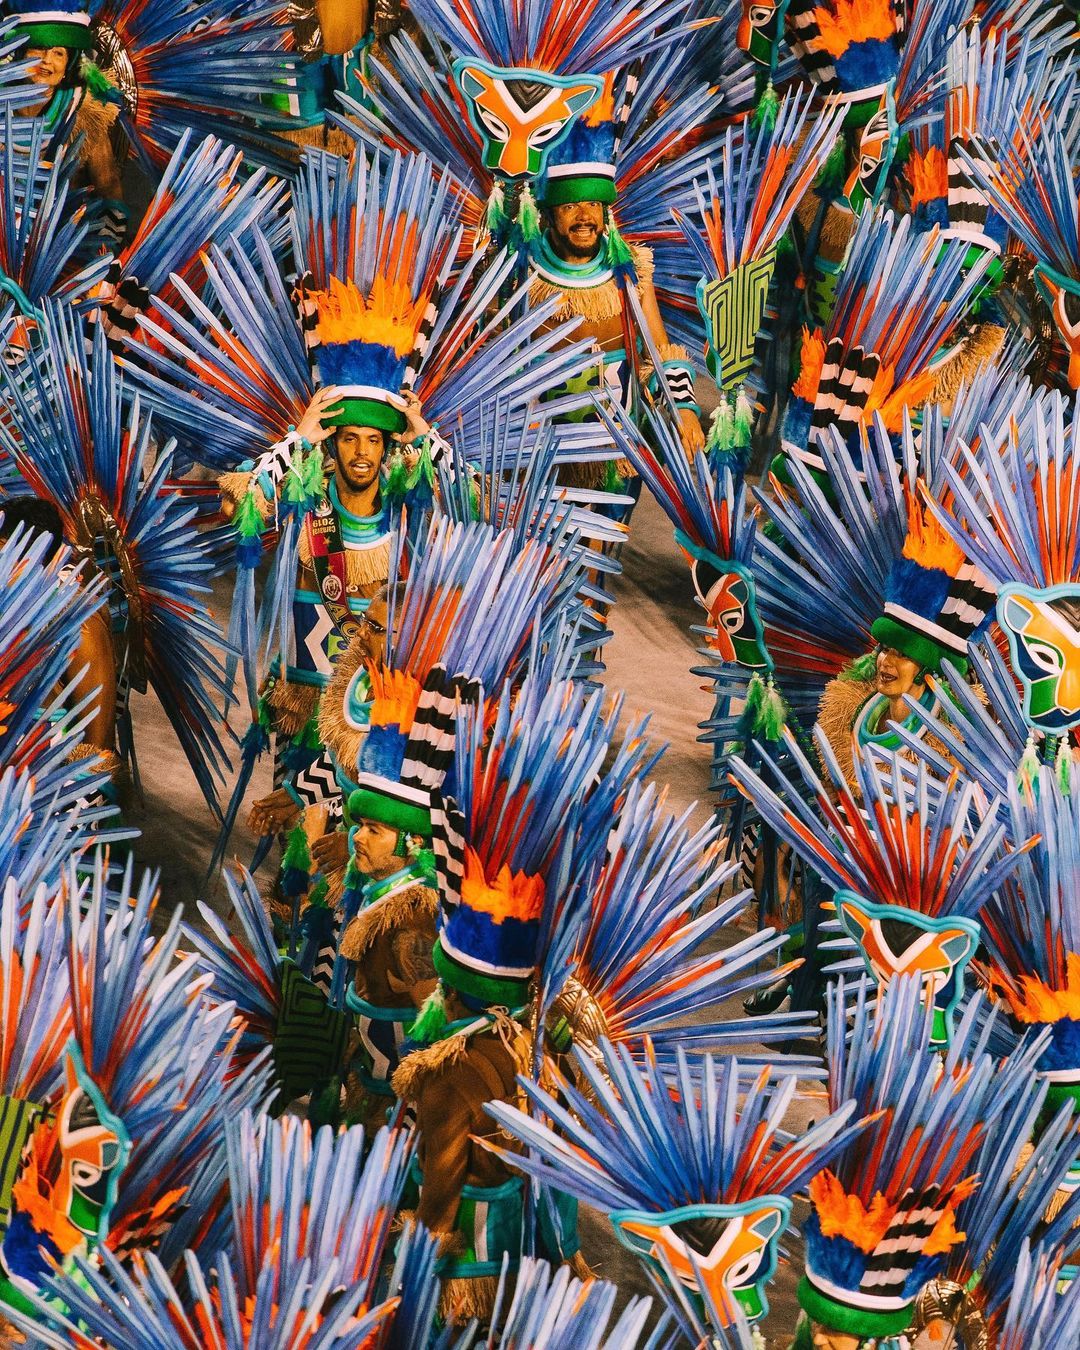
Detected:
left=792, top=327, right=826, bottom=400
left=809, top=1170, right=896, bottom=1253
left=906, top=147, right=948, bottom=209
left=814, top=0, right=899, bottom=56
left=461, top=847, right=545, bottom=924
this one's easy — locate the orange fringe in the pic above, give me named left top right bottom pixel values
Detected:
left=901, top=489, right=965, bottom=573
left=792, top=327, right=826, bottom=400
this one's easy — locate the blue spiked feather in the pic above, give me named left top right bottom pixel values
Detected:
left=483, top=1255, right=669, bottom=1348
left=487, top=1043, right=860, bottom=1215
left=553, top=778, right=821, bottom=1070
left=996, top=1240, right=1080, bottom=1350
left=0, top=303, right=234, bottom=819
left=82, top=0, right=306, bottom=171
left=802, top=976, right=1053, bottom=1311
left=97, top=130, right=285, bottom=358
left=0, top=108, right=108, bottom=321
left=731, top=732, right=1027, bottom=921
left=0, top=522, right=123, bottom=868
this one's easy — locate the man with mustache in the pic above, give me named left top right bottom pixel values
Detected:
left=529, top=86, right=705, bottom=507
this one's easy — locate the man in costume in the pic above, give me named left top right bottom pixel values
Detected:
left=220, top=375, right=429, bottom=845
left=532, top=85, right=705, bottom=474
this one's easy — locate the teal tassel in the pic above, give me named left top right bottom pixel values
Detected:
left=79, top=58, right=120, bottom=104
left=606, top=222, right=638, bottom=285
left=733, top=389, right=753, bottom=447
left=486, top=181, right=507, bottom=237
left=281, top=821, right=312, bottom=902
left=751, top=82, right=780, bottom=133
left=601, top=459, right=626, bottom=494
left=408, top=982, right=449, bottom=1043
left=841, top=652, right=878, bottom=682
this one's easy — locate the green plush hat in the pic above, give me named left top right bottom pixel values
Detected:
left=539, top=85, right=618, bottom=206
left=11, top=1, right=93, bottom=50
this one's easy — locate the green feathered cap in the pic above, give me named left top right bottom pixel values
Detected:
left=325, top=394, right=407, bottom=435
left=12, top=2, right=93, bottom=51
left=347, top=783, right=432, bottom=838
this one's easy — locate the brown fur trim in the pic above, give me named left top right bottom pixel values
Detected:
left=266, top=678, right=321, bottom=738
left=73, top=94, right=119, bottom=165
left=928, top=324, right=1007, bottom=415
left=392, top=1033, right=469, bottom=1101
left=324, top=861, right=348, bottom=909
left=217, top=470, right=273, bottom=523
left=818, top=203, right=856, bottom=255
left=277, top=123, right=355, bottom=156
left=339, top=883, right=437, bottom=960
left=441, top=1274, right=500, bottom=1325
left=557, top=458, right=636, bottom=489
left=317, top=632, right=368, bottom=769
left=297, top=524, right=392, bottom=589
left=816, top=676, right=874, bottom=787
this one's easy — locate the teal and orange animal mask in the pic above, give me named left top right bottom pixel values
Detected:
left=998, top=583, right=1080, bottom=734
left=612, top=1197, right=790, bottom=1323
left=835, top=891, right=979, bottom=1046
left=453, top=60, right=602, bottom=178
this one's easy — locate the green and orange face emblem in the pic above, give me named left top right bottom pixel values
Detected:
left=737, top=1, right=782, bottom=66
left=612, top=1198, right=790, bottom=1323
left=453, top=60, right=601, bottom=178
left=835, top=891, right=979, bottom=1046
left=998, top=583, right=1080, bottom=734
left=843, top=97, right=895, bottom=214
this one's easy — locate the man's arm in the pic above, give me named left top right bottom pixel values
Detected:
left=638, top=274, right=705, bottom=455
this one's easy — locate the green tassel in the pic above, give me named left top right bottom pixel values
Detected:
left=1057, top=736, right=1072, bottom=795
left=282, top=446, right=307, bottom=508
left=282, top=820, right=312, bottom=874
left=734, top=388, right=753, bottom=447
left=1018, top=733, right=1041, bottom=795
left=605, top=222, right=635, bottom=272
left=306, top=876, right=330, bottom=907
left=79, top=58, right=118, bottom=102
left=841, top=651, right=878, bottom=682
left=486, top=181, right=507, bottom=236
left=468, top=472, right=481, bottom=522
left=602, top=458, right=626, bottom=494
left=384, top=450, right=409, bottom=502
left=408, top=982, right=449, bottom=1043
left=751, top=82, right=780, bottom=133
left=411, top=846, right=436, bottom=879
left=306, top=1075, right=342, bottom=1130
left=517, top=182, right=541, bottom=243
left=816, top=139, right=848, bottom=194
left=755, top=676, right=788, bottom=742
left=406, top=442, right=436, bottom=492
left=775, top=230, right=795, bottom=265
left=234, top=488, right=265, bottom=541
left=301, top=446, right=326, bottom=500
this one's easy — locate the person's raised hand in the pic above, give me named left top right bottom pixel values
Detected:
left=294, top=386, right=345, bottom=446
